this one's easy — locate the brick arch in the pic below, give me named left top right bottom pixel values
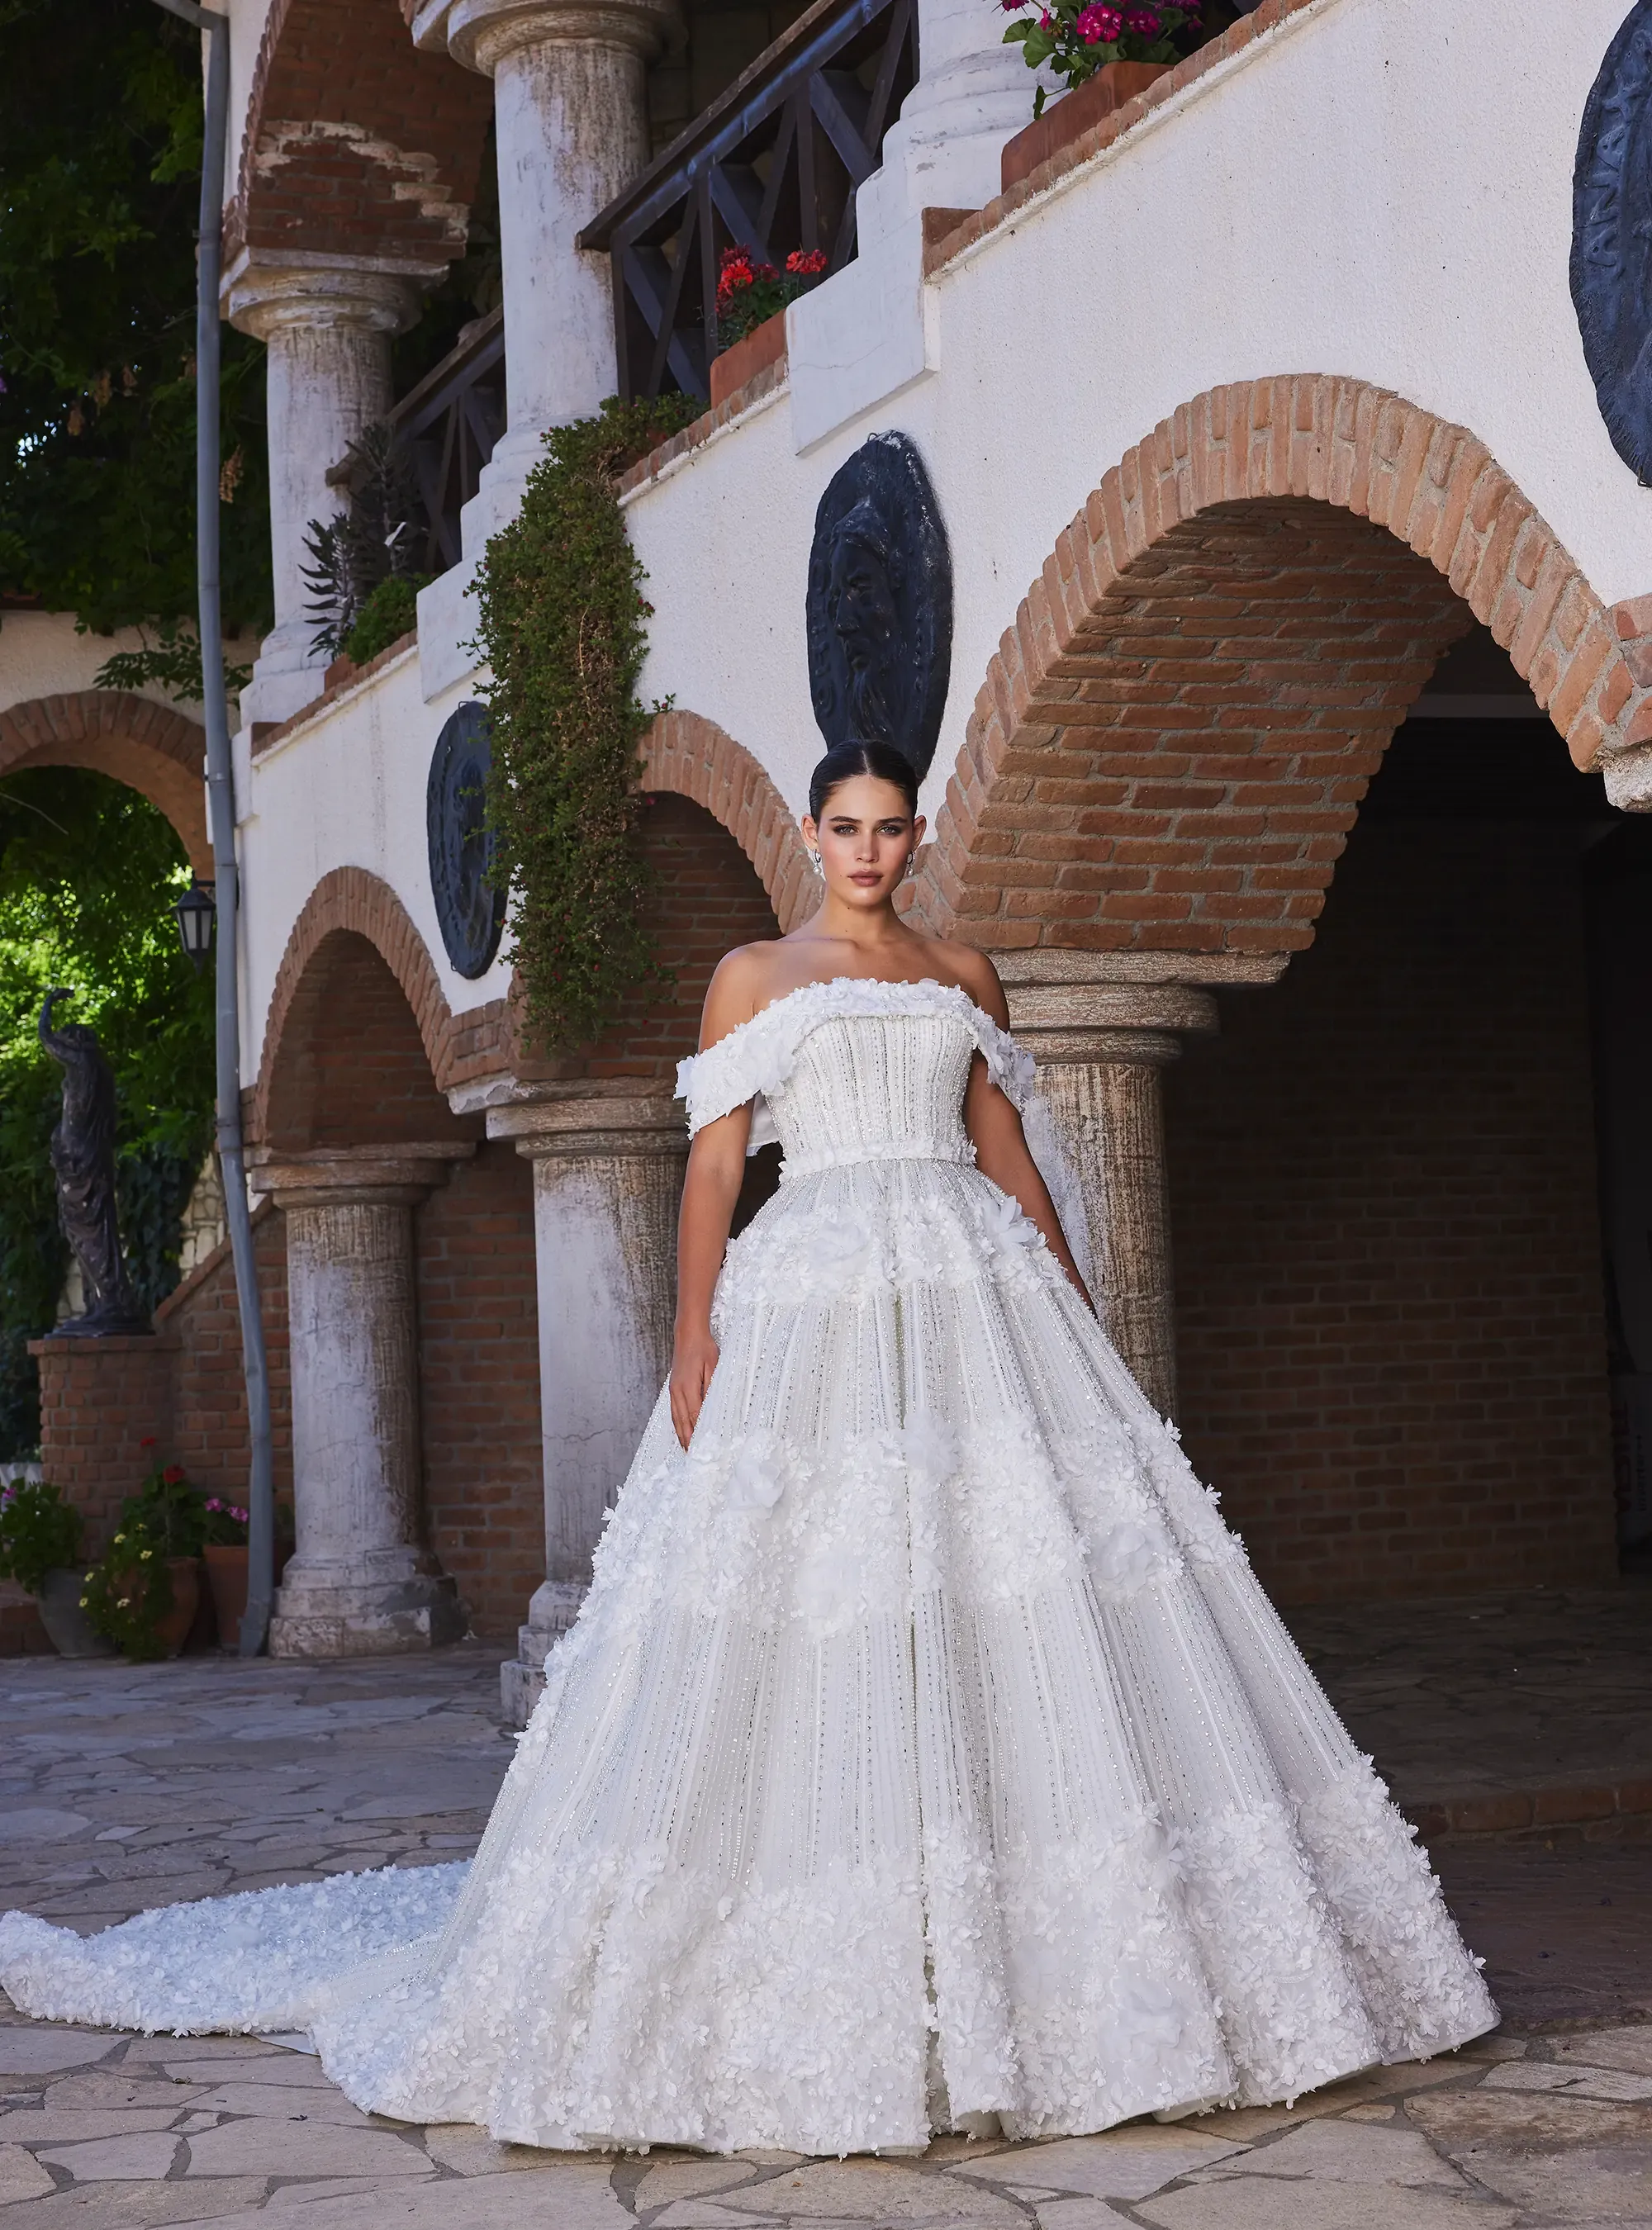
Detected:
left=0, top=691, right=211, bottom=875
left=253, top=866, right=511, bottom=1143
left=642, top=709, right=816, bottom=931
left=225, top=0, right=492, bottom=277
left=909, top=377, right=1652, bottom=957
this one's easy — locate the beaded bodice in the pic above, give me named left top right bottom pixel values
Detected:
left=676, top=976, right=1036, bottom=1172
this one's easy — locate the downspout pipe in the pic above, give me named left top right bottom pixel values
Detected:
left=151, top=0, right=276, bottom=1655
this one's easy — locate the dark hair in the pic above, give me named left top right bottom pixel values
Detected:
left=808, top=740, right=919, bottom=823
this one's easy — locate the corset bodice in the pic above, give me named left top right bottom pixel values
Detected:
left=675, top=975, right=1038, bottom=1172
left=763, top=1011, right=977, bottom=1174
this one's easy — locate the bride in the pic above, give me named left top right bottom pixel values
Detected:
left=0, top=739, right=1494, bottom=2154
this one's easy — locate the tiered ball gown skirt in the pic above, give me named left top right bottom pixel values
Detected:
left=0, top=984, right=1495, bottom=2153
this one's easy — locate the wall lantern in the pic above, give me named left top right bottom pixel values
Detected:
left=174, top=880, right=217, bottom=972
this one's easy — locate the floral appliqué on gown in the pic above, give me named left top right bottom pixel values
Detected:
left=0, top=978, right=1496, bottom=2153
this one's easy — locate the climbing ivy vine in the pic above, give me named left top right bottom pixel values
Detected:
left=472, top=395, right=696, bottom=1051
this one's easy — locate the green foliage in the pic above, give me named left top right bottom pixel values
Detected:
left=0, top=769, right=214, bottom=1456
left=81, top=1455, right=208, bottom=1660
left=0, top=1478, right=81, bottom=1596
left=93, top=617, right=254, bottom=709
left=472, top=395, right=698, bottom=1050
left=302, top=425, right=426, bottom=659
left=0, top=0, right=272, bottom=636
left=344, top=574, right=430, bottom=667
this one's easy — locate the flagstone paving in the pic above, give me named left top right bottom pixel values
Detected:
left=0, top=1607, right=1642, bottom=2227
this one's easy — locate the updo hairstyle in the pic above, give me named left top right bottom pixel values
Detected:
left=807, top=739, right=919, bottom=823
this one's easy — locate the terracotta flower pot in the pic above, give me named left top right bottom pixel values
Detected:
left=154, top=1557, right=202, bottom=1659
left=203, top=1542, right=293, bottom=1649
left=999, top=59, right=1173, bottom=193
left=36, top=1569, right=114, bottom=1658
left=710, top=307, right=788, bottom=410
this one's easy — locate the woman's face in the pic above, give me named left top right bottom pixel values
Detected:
left=802, top=775, right=923, bottom=909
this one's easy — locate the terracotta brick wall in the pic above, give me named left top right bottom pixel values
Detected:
left=31, top=1335, right=176, bottom=1562
left=263, top=928, right=482, bottom=1151
left=165, top=1209, right=293, bottom=1512
left=416, top=1142, right=540, bottom=1643
left=1165, top=812, right=1618, bottom=1601
left=31, top=1212, right=294, bottom=1570
left=582, top=790, right=788, bottom=1079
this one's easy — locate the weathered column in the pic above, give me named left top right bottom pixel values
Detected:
left=487, top=1091, right=686, bottom=1720
left=225, top=264, right=425, bottom=727
left=1003, top=971, right=1218, bottom=1420
left=250, top=1146, right=474, bottom=1655
left=411, top=0, right=678, bottom=548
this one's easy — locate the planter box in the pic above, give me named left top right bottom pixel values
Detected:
left=1000, top=60, right=1172, bottom=193
left=709, top=308, right=788, bottom=410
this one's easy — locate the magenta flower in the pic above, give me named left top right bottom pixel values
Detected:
left=1075, top=1, right=1122, bottom=36
left=1125, top=5, right=1160, bottom=28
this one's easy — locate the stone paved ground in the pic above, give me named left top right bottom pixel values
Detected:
left=0, top=1594, right=1643, bottom=2228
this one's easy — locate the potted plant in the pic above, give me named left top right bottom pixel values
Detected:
left=80, top=1459, right=208, bottom=1662
left=996, top=0, right=1204, bottom=186
left=0, top=1480, right=109, bottom=1658
left=201, top=1497, right=295, bottom=1648
left=710, top=247, right=828, bottom=408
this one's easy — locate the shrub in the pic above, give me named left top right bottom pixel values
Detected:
left=0, top=1479, right=82, bottom=1595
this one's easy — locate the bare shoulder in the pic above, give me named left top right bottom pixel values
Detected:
left=698, top=942, right=787, bottom=1050
left=931, top=940, right=1009, bottom=1027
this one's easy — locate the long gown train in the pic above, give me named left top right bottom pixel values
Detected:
left=0, top=977, right=1495, bottom=2154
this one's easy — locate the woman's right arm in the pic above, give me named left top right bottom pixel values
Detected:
left=669, top=954, right=762, bottom=1449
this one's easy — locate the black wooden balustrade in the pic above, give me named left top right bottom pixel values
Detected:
left=580, top=0, right=919, bottom=404
left=385, top=307, right=506, bottom=576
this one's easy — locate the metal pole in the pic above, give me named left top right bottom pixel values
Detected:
left=151, top=0, right=276, bottom=1655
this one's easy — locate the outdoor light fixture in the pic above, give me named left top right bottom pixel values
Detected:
left=174, top=880, right=217, bottom=971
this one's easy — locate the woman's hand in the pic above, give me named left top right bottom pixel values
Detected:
left=670, top=1325, right=721, bottom=1449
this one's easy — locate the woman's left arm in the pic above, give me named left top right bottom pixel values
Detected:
left=957, top=958, right=1094, bottom=1310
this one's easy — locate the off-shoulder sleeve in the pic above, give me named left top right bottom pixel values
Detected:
left=675, top=1018, right=783, bottom=1149
left=972, top=1011, right=1037, bottom=1111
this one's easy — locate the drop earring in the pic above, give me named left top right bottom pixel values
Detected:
left=809, top=848, right=824, bottom=879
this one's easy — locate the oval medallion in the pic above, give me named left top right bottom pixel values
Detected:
left=426, top=701, right=505, bottom=980
left=805, top=430, right=953, bottom=782
left=1573, top=2, right=1652, bottom=484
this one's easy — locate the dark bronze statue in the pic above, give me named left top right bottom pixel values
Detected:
left=38, top=990, right=150, bottom=1336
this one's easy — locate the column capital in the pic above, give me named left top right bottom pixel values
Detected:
left=223, top=254, right=432, bottom=343
left=1004, top=981, right=1219, bottom=1068
left=411, top=0, right=676, bottom=72
left=249, top=1143, right=475, bottom=1211
left=488, top=1089, right=687, bottom=1161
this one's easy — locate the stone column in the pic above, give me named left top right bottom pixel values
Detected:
left=225, top=263, right=427, bottom=728
left=250, top=1146, right=473, bottom=1655
left=486, top=1090, right=686, bottom=1720
left=411, top=0, right=678, bottom=552
left=1003, top=972, right=1218, bottom=1420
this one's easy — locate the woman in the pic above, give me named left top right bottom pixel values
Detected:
left=0, top=740, right=1495, bottom=2155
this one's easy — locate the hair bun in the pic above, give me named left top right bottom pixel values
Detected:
left=809, top=740, right=919, bottom=821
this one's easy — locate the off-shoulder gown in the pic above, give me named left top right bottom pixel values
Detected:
left=0, top=978, right=1495, bottom=2153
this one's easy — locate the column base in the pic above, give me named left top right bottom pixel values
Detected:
left=499, top=1578, right=585, bottom=1724
left=268, top=1572, right=466, bottom=1658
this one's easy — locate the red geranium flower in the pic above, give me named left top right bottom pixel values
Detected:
left=163, top=1465, right=184, bottom=1486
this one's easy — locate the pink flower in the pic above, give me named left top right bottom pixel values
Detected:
left=1125, top=3, right=1160, bottom=26
left=1075, top=2, right=1122, bottom=36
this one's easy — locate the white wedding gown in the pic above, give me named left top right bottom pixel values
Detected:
left=0, top=979, right=1495, bottom=2153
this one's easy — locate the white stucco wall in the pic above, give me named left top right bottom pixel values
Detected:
left=236, top=0, right=1652, bottom=1077
left=235, top=645, right=509, bottom=1080
left=0, top=611, right=194, bottom=723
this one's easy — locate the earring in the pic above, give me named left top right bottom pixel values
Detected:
left=903, top=848, right=917, bottom=881
left=809, top=848, right=824, bottom=878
